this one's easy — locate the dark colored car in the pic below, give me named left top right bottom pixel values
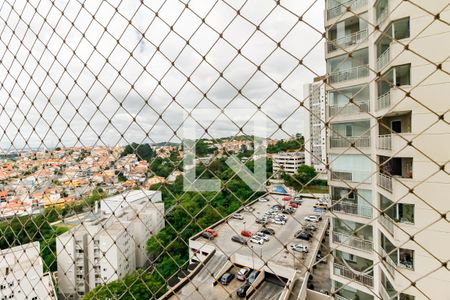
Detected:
left=220, top=272, right=235, bottom=285
left=247, top=270, right=260, bottom=284
left=232, top=235, right=247, bottom=244
left=201, top=231, right=214, bottom=240
left=256, top=218, right=268, bottom=224
left=295, top=230, right=312, bottom=240
left=260, top=228, right=275, bottom=235
left=237, top=282, right=251, bottom=297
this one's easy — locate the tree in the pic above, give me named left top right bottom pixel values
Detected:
left=121, top=143, right=154, bottom=161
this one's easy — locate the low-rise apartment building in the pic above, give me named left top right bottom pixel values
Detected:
left=272, top=151, right=305, bottom=175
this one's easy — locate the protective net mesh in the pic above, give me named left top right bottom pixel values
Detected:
left=0, top=0, right=449, bottom=299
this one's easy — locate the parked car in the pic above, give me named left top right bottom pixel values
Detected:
left=282, top=196, right=292, bottom=201
left=313, top=214, right=323, bottom=220
left=232, top=213, right=244, bottom=220
left=289, top=202, right=299, bottom=208
left=220, top=272, right=235, bottom=285
left=256, top=218, right=268, bottom=225
left=237, top=282, right=251, bottom=297
left=259, top=228, right=275, bottom=235
left=250, top=236, right=264, bottom=245
left=204, top=228, right=218, bottom=237
left=271, top=204, right=282, bottom=210
left=273, top=219, right=286, bottom=225
left=240, top=230, right=252, bottom=237
left=295, top=230, right=312, bottom=240
left=244, top=206, right=255, bottom=212
left=259, top=197, right=269, bottom=202
left=304, top=215, right=320, bottom=222
left=237, top=267, right=251, bottom=280
left=255, top=232, right=269, bottom=241
left=282, top=207, right=295, bottom=214
left=304, top=224, right=317, bottom=231
left=232, top=235, right=247, bottom=244
left=313, top=202, right=328, bottom=209
left=247, top=270, right=260, bottom=284
left=291, top=199, right=302, bottom=205
left=201, top=231, right=214, bottom=240
left=291, top=244, right=309, bottom=253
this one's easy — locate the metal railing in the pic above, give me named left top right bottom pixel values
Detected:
left=378, top=173, right=393, bottom=192
left=329, top=65, right=370, bottom=84
left=332, top=231, right=373, bottom=252
left=377, top=47, right=391, bottom=70
left=327, top=0, right=369, bottom=20
left=327, top=29, right=369, bottom=53
left=331, top=170, right=372, bottom=183
left=329, top=101, right=369, bottom=117
left=379, top=247, right=397, bottom=278
left=330, top=136, right=371, bottom=148
left=377, top=91, right=391, bottom=110
left=377, top=134, right=392, bottom=150
left=380, top=214, right=395, bottom=235
left=380, top=284, right=393, bottom=300
left=332, top=201, right=373, bottom=218
left=333, top=263, right=374, bottom=286
left=331, top=171, right=353, bottom=181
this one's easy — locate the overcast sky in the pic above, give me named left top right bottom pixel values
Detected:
left=0, top=0, right=325, bottom=150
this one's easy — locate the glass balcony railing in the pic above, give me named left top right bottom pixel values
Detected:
left=333, top=263, right=374, bottom=286
left=330, top=136, right=370, bottom=148
left=327, top=0, right=368, bottom=20
left=377, top=91, right=391, bottom=111
left=327, top=29, right=368, bottom=53
left=380, top=214, right=395, bottom=235
left=332, top=201, right=373, bottom=218
left=329, top=100, right=369, bottom=117
left=329, top=65, right=370, bottom=84
left=332, top=231, right=373, bottom=252
left=378, top=173, right=393, bottom=192
left=377, top=47, right=391, bottom=70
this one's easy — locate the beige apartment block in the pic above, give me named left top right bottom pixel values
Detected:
left=325, top=0, right=450, bottom=299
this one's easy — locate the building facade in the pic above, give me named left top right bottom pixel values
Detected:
left=325, top=1, right=450, bottom=299
left=272, top=151, right=305, bottom=175
left=57, top=190, right=165, bottom=299
left=304, top=77, right=327, bottom=175
left=0, top=242, right=56, bottom=300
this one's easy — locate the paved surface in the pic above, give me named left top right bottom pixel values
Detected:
left=194, top=194, right=327, bottom=271
left=249, top=281, right=284, bottom=300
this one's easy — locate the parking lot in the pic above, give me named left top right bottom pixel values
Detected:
left=195, top=194, right=328, bottom=271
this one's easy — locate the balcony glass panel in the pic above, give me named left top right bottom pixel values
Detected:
left=331, top=187, right=372, bottom=218
left=375, top=0, right=389, bottom=24
left=330, top=121, right=370, bottom=148
left=334, top=281, right=374, bottom=300
left=328, top=48, right=369, bottom=84
left=334, top=250, right=374, bottom=286
left=333, top=217, right=373, bottom=242
left=328, top=85, right=369, bottom=116
left=327, top=14, right=368, bottom=52
left=327, top=0, right=368, bottom=20
left=330, top=154, right=372, bottom=183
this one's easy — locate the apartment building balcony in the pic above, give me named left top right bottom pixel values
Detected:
left=326, top=0, right=368, bottom=20
left=330, top=136, right=370, bottom=149
left=329, top=100, right=369, bottom=117
left=334, top=281, right=374, bottom=300
left=379, top=194, right=415, bottom=237
left=329, top=65, right=370, bottom=84
left=377, top=155, right=413, bottom=193
left=331, top=170, right=372, bottom=184
left=376, top=64, right=411, bottom=111
left=327, top=48, right=369, bottom=84
left=332, top=201, right=373, bottom=218
left=333, top=261, right=374, bottom=287
left=377, top=47, right=391, bottom=71
left=327, top=28, right=368, bottom=53
left=332, top=231, right=373, bottom=252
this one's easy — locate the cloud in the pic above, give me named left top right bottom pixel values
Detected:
left=0, top=0, right=325, bottom=149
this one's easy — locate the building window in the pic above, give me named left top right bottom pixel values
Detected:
left=399, top=248, right=414, bottom=269
left=398, top=203, right=414, bottom=224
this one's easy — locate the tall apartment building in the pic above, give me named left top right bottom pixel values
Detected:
left=57, top=190, right=165, bottom=299
left=325, top=1, right=450, bottom=300
left=0, top=242, right=56, bottom=300
left=272, top=151, right=305, bottom=175
left=304, top=76, right=328, bottom=175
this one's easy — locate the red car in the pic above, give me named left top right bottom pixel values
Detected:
left=282, top=196, right=292, bottom=201
left=240, top=230, right=252, bottom=237
left=289, top=203, right=299, bottom=208
left=204, top=228, right=218, bottom=237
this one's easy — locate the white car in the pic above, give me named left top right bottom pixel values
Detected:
left=290, top=244, right=309, bottom=253
left=237, top=267, right=251, bottom=280
left=304, top=215, right=320, bottom=222
left=255, top=232, right=270, bottom=241
left=259, top=198, right=269, bottom=202
left=250, top=236, right=264, bottom=245
left=273, top=219, right=286, bottom=225
left=232, top=213, right=244, bottom=220
left=244, top=206, right=255, bottom=212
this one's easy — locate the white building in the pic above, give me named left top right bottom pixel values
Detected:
left=272, top=151, right=305, bottom=175
left=0, top=242, right=56, bottom=300
left=57, top=190, right=165, bottom=299
left=304, top=76, right=327, bottom=174
left=325, top=1, right=450, bottom=300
